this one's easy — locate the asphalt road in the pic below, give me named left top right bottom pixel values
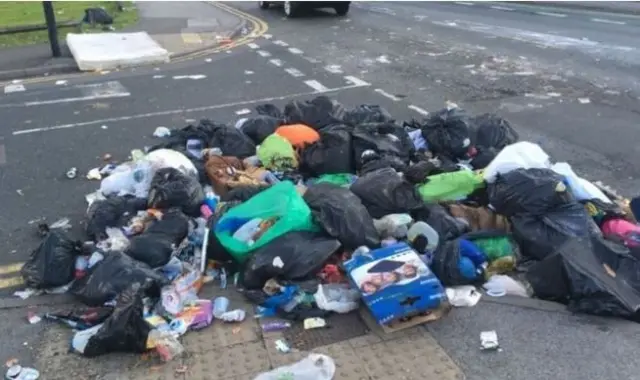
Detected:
left=1, top=1, right=640, bottom=378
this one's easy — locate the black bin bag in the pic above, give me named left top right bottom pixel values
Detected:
left=304, top=183, right=380, bottom=249
left=148, top=167, right=204, bottom=217
left=72, top=282, right=151, bottom=357
left=240, top=115, right=282, bottom=145
left=299, top=124, right=354, bottom=177
left=350, top=168, right=424, bottom=219
left=203, top=119, right=256, bottom=158
left=242, top=231, right=341, bottom=290
left=351, top=122, right=414, bottom=170
left=284, top=96, right=345, bottom=130
left=420, top=107, right=474, bottom=160
left=471, top=113, right=518, bottom=151
left=343, top=104, right=394, bottom=126
left=126, top=209, right=189, bottom=268
left=70, top=251, right=168, bottom=306
left=431, top=239, right=476, bottom=287
left=489, top=168, right=574, bottom=217
left=21, top=230, right=83, bottom=289
left=86, top=195, right=148, bottom=241
left=526, top=235, right=640, bottom=321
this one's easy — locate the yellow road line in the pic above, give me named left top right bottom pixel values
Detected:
left=1, top=4, right=269, bottom=86
left=0, top=276, right=24, bottom=289
left=0, top=262, right=24, bottom=275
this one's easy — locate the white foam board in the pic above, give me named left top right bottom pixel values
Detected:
left=67, top=32, right=170, bottom=71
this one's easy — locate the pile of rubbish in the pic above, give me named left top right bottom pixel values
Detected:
left=17, top=96, right=640, bottom=372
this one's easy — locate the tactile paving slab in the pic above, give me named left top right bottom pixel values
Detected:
left=282, top=311, right=369, bottom=351
left=182, top=341, right=270, bottom=380
left=353, top=329, right=465, bottom=380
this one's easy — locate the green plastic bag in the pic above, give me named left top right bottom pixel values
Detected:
left=472, top=236, right=516, bottom=261
left=258, top=134, right=298, bottom=171
left=315, top=173, right=356, bottom=187
left=214, top=181, right=316, bottom=262
left=417, top=170, right=485, bottom=202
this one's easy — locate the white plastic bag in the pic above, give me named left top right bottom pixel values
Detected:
left=373, top=214, right=413, bottom=239
left=552, top=162, right=611, bottom=203
left=483, top=141, right=551, bottom=183
left=446, top=285, right=481, bottom=307
left=253, top=354, right=336, bottom=380
left=314, top=284, right=360, bottom=314
left=483, top=275, right=529, bottom=297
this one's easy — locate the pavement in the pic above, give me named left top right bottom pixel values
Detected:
left=0, top=2, right=248, bottom=81
left=1, top=1, right=640, bottom=379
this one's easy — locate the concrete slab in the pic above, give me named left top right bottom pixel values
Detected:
left=66, top=32, right=170, bottom=72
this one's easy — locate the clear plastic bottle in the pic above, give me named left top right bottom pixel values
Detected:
left=261, top=321, right=291, bottom=332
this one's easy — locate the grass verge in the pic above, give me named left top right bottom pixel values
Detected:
left=0, top=1, right=139, bottom=48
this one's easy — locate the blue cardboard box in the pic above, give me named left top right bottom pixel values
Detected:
left=344, top=243, right=447, bottom=325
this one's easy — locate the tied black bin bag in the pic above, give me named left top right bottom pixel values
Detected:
left=73, top=282, right=151, bottom=357
left=471, top=113, right=519, bottom=151
left=431, top=239, right=477, bottom=287
left=489, top=168, right=574, bottom=217
left=242, top=231, right=341, bottom=290
left=240, top=115, right=283, bottom=145
left=284, top=96, right=345, bottom=130
left=299, top=124, right=354, bottom=177
left=70, top=251, right=168, bottom=306
left=352, top=122, right=415, bottom=170
left=420, top=108, right=474, bottom=160
left=304, top=183, right=380, bottom=249
left=21, top=230, right=83, bottom=289
left=526, top=235, right=640, bottom=321
left=126, top=209, right=190, bottom=268
left=203, top=119, right=256, bottom=159
left=148, top=167, right=204, bottom=217
left=86, top=195, right=148, bottom=241
left=343, top=104, right=395, bottom=126
left=350, top=168, right=424, bottom=219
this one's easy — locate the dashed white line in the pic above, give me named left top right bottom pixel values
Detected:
left=536, top=11, right=567, bottom=18
left=303, top=57, right=320, bottom=63
left=4, top=84, right=25, bottom=94
left=304, top=80, right=330, bottom=92
left=273, top=40, right=289, bottom=46
left=455, top=2, right=474, bottom=5
left=374, top=88, right=401, bottom=101
left=19, top=92, right=131, bottom=107
left=324, top=64, right=343, bottom=74
left=344, top=76, right=370, bottom=86
left=591, top=18, right=626, bottom=25
left=247, top=43, right=260, bottom=49
left=490, top=5, right=514, bottom=11
left=408, top=105, right=430, bottom=116
left=269, top=59, right=283, bottom=67
left=284, top=68, right=305, bottom=77
left=288, top=47, right=304, bottom=55
left=257, top=50, right=271, bottom=57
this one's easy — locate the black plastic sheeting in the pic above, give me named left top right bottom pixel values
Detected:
left=527, top=235, right=640, bottom=321
left=203, top=119, right=256, bottom=159
left=126, top=209, right=190, bottom=268
left=343, top=104, right=395, bottom=126
left=86, top=196, right=148, bottom=241
left=350, top=168, right=424, bottom=219
left=70, top=252, right=168, bottom=306
left=299, top=124, right=355, bottom=177
left=242, top=231, right=341, bottom=290
left=420, top=108, right=474, bottom=160
left=351, top=122, right=414, bottom=170
left=21, top=230, right=83, bottom=289
left=148, top=168, right=204, bottom=217
left=221, top=184, right=272, bottom=203
left=304, top=183, right=380, bottom=249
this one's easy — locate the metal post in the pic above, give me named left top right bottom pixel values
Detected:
left=42, top=1, right=61, bottom=57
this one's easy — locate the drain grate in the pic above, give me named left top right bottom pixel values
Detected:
left=283, top=311, right=369, bottom=351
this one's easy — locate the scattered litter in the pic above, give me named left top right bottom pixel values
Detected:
left=244, top=70, right=254, bottom=75
left=5, top=364, right=40, bottom=380
left=55, top=80, right=68, bottom=85
left=578, top=97, right=591, bottom=104
left=16, top=189, right=23, bottom=196
left=235, top=108, right=251, bottom=115
left=153, top=126, right=172, bottom=138
left=303, top=317, right=326, bottom=329
left=101, top=125, right=108, bottom=130
left=152, top=75, right=165, bottom=79
left=86, top=168, right=102, bottom=180
left=480, top=330, right=500, bottom=351
left=446, top=286, right=482, bottom=307
left=376, top=55, right=391, bottom=63
left=254, top=354, right=335, bottom=380
left=205, top=58, right=212, bottom=63
left=27, top=312, right=41, bottom=324
left=66, top=167, right=77, bottom=179
left=261, top=321, right=291, bottom=332
left=274, top=339, right=291, bottom=353
left=49, top=218, right=72, bottom=230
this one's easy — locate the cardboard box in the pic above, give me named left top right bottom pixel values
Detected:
left=344, top=243, right=447, bottom=325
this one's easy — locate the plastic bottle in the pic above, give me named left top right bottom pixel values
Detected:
left=213, top=297, right=230, bottom=318
left=74, top=256, right=88, bottom=279
left=203, top=186, right=219, bottom=211
left=261, top=321, right=291, bottom=332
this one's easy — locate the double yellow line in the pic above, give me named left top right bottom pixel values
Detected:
left=0, top=262, right=24, bottom=290
left=2, top=2, right=269, bottom=86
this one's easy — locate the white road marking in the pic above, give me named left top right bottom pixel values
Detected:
left=455, top=2, right=473, bottom=5
left=55, top=80, right=68, bottom=85
left=374, top=88, right=401, bottom=101
left=303, top=56, right=319, bottom=63
left=4, top=84, right=25, bottom=94
left=325, top=64, right=343, bottom=74
left=288, top=47, right=304, bottom=55
left=376, top=55, right=391, bottom=63
left=1, top=81, right=131, bottom=108
left=304, top=80, right=329, bottom=92
left=17, top=93, right=130, bottom=107
left=490, top=5, right=514, bottom=11
left=12, top=83, right=371, bottom=136
left=578, top=97, right=591, bottom=104
left=536, top=11, right=567, bottom=18
left=285, top=68, right=305, bottom=77
left=244, top=70, right=254, bottom=75
left=408, top=105, right=430, bottom=116
left=235, top=108, right=251, bottom=115
left=273, top=40, right=289, bottom=46
left=173, top=75, right=207, bottom=80
left=591, top=18, right=626, bottom=25
left=247, top=42, right=260, bottom=49
left=344, top=76, right=370, bottom=86
left=269, top=59, right=283, bottom=67
left=152, top=75, right=165, bottom=79
left=263, top=34, right=273, bottom=39
left=257, top=50, right=271, bottom=57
